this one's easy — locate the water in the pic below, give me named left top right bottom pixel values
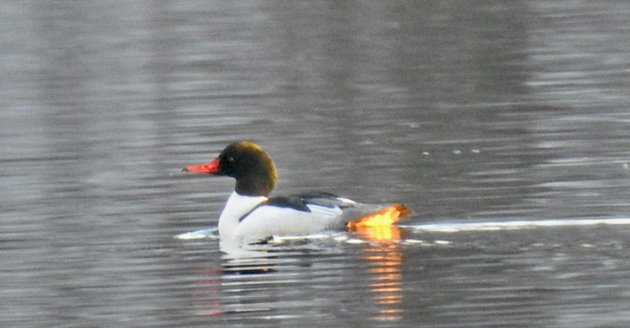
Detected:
left=2, top=1, right=630, bottom=327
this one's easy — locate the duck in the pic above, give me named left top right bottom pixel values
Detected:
left=183, top=141, right=411, bottom=242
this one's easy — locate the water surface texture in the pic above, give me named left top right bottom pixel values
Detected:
left=3, top=1, right=630, bottom=327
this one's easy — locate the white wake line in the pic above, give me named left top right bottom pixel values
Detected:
left=404, top=218, right=630, bottom=233
left=176, top=218, right=630, bottom=240
left=175, top=228, right=218, bottom=240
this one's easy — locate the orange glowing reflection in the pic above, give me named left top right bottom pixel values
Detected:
left=373, top=308, right=403, bottom=321
left=355, top=218, right=407, bottom=321
left=365, top=248, right=403, bottom=321
left=347, top=204, right=411, bottom=230
left=374, top=294, right=403, bottom=304
left=354, top=224, right=403, bottom=241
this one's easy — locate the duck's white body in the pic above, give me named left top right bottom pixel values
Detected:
left=217, top=192, right=267, bottom=237
left=218, top=191, right=367, bottom=241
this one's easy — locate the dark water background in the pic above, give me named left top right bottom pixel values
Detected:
left=3, top=1, right=630, bottom=327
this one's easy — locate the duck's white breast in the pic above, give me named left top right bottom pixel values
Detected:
left=218, top=192, right=267, bottom=236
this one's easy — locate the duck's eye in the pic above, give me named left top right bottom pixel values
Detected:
left=226, top=156, right=235, bottom=163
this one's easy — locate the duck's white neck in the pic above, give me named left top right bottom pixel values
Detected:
left=218, top=191, right=267, bottom=237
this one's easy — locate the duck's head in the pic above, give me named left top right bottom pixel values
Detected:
left=184, top=141, right=278, bottom=197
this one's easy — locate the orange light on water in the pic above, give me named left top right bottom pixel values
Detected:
left=348, top=204, right=410, bottom=321
left=356, top=225, right=403, bottom=242
left=374, top=294, right=403, bottom=305
left=347, top=204, right=411, bottom=229
left=360, top=237, right=406, bottom=321
left=373, top=308, right=403, bottom=321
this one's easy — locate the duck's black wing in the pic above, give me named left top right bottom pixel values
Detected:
left=238, top=192, right=357, bottom=222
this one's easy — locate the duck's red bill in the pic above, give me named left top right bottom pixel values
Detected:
left=183, top=158, right=220, bottom=174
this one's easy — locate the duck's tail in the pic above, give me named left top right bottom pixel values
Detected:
left=346, top=204, right=412, bottom=229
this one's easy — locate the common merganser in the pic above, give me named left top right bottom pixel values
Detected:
left=184, top=141, right=411, bottom=242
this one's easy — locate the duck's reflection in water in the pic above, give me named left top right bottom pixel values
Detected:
left=192, top=227, right=406, bottom=321
left=192, top=239, right=280, bottom=317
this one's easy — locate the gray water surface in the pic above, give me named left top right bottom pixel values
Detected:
left=3, top=1, right=630, bottom=327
